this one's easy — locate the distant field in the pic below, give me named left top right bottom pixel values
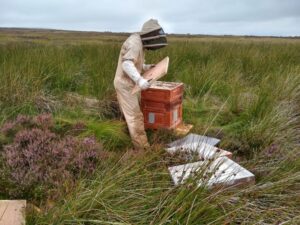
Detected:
left=1, top=27, right=299, bottom=44
left=0, top=28, right=299, bottom=224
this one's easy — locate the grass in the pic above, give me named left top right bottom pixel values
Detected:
left=28, top=150, right=224, bottom=224
left=0, top=28, right=299, bottom=224
left=55, top=115, right=131, bottom=150
left=27, top=149, right=300, bottom=224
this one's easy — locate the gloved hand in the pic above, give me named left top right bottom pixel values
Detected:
left=138, top=77, right=150, bottom=90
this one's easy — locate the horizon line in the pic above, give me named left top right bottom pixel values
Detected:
left=0, top=26, right=299, bottom=39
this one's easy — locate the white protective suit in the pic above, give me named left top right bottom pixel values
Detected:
left=113, top=19, right=167, bottom=149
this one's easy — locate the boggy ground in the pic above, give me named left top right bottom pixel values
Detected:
left=0, top=28, right=299, bottom=224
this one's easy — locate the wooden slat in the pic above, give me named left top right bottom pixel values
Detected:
left=0, top=200, right=26, bottom=225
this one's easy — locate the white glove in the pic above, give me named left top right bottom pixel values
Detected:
left=138, top=77, right=150, bottom=90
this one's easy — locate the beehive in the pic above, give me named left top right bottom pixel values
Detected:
left=141, top=81, right=184, bottom=129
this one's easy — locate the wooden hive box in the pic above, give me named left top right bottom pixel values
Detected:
left=141, top=81, right=184, bottom=129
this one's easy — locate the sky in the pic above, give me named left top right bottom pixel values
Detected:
left=1, top=0, right=300, bottom=36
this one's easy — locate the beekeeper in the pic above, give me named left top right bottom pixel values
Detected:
left=114, top=19, right=167, bottom=149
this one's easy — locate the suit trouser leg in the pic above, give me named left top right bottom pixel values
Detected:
left=116, top=88, right=149, bottom=149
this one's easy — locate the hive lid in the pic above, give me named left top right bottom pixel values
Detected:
left=131, top=56, right=169, bottom=94
left=149, top=81, right=183, bottom=90
left=168, top=157, right=255, bottom=188
left=167, top=134, right=220, bottom=148
left=166, top=141, right=230, bottom=159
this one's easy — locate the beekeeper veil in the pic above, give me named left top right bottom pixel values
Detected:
left=140, top=19, right=167, bottom=50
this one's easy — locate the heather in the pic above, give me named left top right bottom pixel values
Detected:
left=0, top=114, right=106, bottom=201
left=0, top=29, right=299, bottom=224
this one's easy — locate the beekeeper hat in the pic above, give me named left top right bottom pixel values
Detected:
left=140, top=19, right=162, bottom=35
left=140, top=19, right=167, bottom=50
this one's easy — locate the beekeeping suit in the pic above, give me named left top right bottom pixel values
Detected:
left=114, top=19, right=167, bottom=149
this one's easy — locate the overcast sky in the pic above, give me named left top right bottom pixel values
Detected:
left=1, top=0, right=299, bottom=36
